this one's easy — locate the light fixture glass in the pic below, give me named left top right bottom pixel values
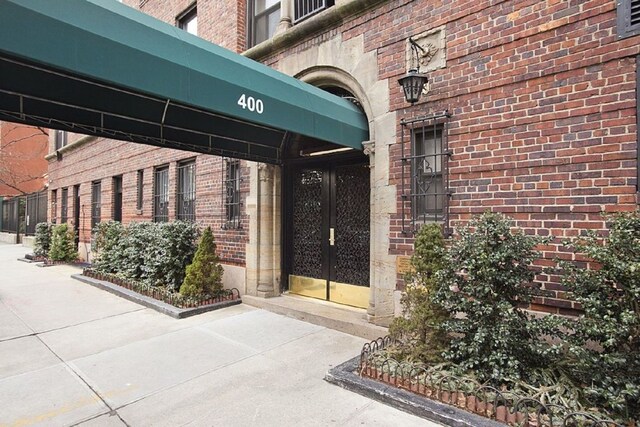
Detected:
left=398, top=69, right=428, bottom=104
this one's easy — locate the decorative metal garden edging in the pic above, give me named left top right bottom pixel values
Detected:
left=359, top=337, right=625, bottom=427
left=82, top=268, right=240, bottom=309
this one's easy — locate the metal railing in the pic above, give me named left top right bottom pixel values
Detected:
left=25, top=190, right=47, bottom=235
left=359, top=337, right=624, bottom=427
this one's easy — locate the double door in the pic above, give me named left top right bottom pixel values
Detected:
left=287, top=161, right=370, bottom=308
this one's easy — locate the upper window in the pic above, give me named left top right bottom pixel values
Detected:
left=400, top=113, right=451, bottom=235
left=177, top=4, right=197, bottom=35
left=248, top=0, right=280, bottom=47
left=224, top=159, right=241, bottom=229
left=153, top=166, right=169, bottom=222
left=294, top=0, right=334, bottom=23
left=618, top=0, right=640, bottom=39
left=177, top=160, right=196, bottom=221
left=54, top=130, right=67, bottom=151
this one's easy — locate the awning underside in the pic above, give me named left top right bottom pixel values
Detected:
left=0, top=0, right=369, bottom=164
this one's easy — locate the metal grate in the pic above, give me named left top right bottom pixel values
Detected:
left=136, top=169, right=144, bottom=211
left=1, top=196, right=24, bottom=234
left=618, top=0, right=640, bottom=38
left=400, top=111, right=452, bottom=235
left=91, top=180, right=101, bottom=231
left=177, top=160, right=196, bottom=221
left=294, top=0, right=334, bottom=23
left=25, top=191, right=47, bottom=235
left=60, top=188, right=68, bottom=224
left=51, top=189, right=57, bottom=224
left=223, top=159, right=241, bottom=229
left=153, top=167, right=169, bottom=222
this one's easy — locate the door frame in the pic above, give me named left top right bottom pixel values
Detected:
left=281, top=151, right=369, bottom=298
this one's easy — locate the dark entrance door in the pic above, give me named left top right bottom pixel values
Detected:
left=286, top=160, right=370, bottom=308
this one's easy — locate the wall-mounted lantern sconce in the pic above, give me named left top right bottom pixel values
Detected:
left=398, top=37, right=429, bottom=105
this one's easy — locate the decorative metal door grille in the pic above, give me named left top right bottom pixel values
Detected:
left=335, top=164, right=370, bottom=286
left=291, top=169, right=323, bottom=279
left=294, top=0, right=334, bottom=23
left=153, top=167, right=169, bottom=222
left=177, top=161, right=196, bottom=221
left=400, top=111, right=452, bottom=235
left=223, top=159, right=241, bottom=229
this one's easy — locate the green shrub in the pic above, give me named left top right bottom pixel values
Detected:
left=433, top=212, right=560, bottom=383
left=560, top=212, right=640, bottom=421
left=389, top=223, right=449, bottom=364
left=180, top=226, right=224, bottom=297
left=93, top=221, right=198, bottom=290
left=93, top=221, right=125, bottom=273
left=48, top=224, right=78, bottom=262
left=34, top=222, right=52, bottom=258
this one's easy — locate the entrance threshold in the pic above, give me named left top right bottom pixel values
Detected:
left=242, top=293, right=387, bottom=341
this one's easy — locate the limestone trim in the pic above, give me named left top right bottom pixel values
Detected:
left=45, top=135, right=98, bottom=161
left=244, top=0, right=390, bottom=61
left=295, top=66, right=375, bottom=139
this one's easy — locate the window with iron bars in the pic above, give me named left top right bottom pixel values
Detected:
left=91, top=181, right=101, bottom=231
left=177, top=160, right=196, bottom=221
left=400, top=112, right=452, bottom=235
left=51, top=189, right=57, bottom=224
left=60, top=187, right=68, bottom=224
left=294, top=0, right=334, bottom=23
left=136, top=169, right=144, bottom=211
left=153, top=166, right=169, bottom=222
left=223, top=159, right=241, bottom=229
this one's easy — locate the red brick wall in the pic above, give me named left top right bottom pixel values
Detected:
left=0, top=123, right=48, bottom=196
left=47, top=0, right=249, bottom=264
left=261, top=0, right=638, bottom=314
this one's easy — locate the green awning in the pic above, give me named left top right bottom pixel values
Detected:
left=0, top=0, right=369, bottom=164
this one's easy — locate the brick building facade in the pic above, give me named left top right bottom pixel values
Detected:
left=0, top=122, right=48, bottom=197
left=45, top=0, right=639, bottom=325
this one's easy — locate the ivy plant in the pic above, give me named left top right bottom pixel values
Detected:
left=560, top=212, right=640, bottom=422
left=432, top=212, right=560, bottom=383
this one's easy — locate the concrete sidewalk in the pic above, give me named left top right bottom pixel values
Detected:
left=0, top=244, right=438, bottom=426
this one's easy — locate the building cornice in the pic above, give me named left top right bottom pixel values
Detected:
left=45, top=135, right=98, bottom=161
left=243, top=0, right=390, bottom=61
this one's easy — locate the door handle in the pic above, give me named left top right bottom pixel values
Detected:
left=329, top=228, right=335, bottom=246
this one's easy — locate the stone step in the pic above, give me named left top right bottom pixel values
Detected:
left=242, top=293, right=388, bottom=341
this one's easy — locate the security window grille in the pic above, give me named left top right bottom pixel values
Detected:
left=136, top=169, right=144, bottom=211
left=249, top=0, right=280, bottom=47
left=223, top=159, right=241, bottom=229
left=113, top=176, right=123, bottom=222
left=294, top=0, right=334, bottom=23
left=618, top=0, right=640, bottom=39
left=51, top=189, right=57, bottom=224
left=177, top=161, right=196, bottom=221
left=91, top=181, right=101, bottom=231
left=54, top=130, right=67, bottom=150
left=60, top=188, right=68, bottom=223
left=153, top=167, right=169, bottom=222
left=400, top=112, right=451, bottom=235
left=177, top=5, right=197, bottom=35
